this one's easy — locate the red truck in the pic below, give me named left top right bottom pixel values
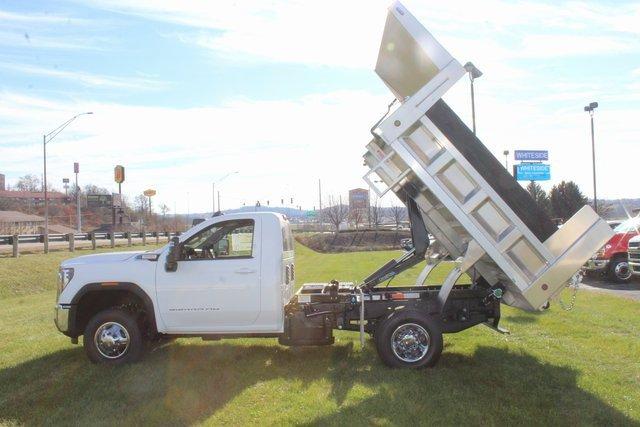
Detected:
left=584, top=216, right=640, bottom=282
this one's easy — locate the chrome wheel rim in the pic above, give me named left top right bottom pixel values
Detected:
left=615, top=262, right=631, bottom=280
left=94, top=322, right=130, bottom=359
left=391, top=323, right=430, bottom=363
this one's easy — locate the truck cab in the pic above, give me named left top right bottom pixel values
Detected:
left=55, top=212, right=295, bottom=363
left=584, top=216, right=640, bottom=282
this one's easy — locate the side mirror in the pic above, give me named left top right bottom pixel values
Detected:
left=165, top=236, right=180, bottom=272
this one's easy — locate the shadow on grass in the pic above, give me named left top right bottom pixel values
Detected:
left=0, top=341, right=636, bottom=425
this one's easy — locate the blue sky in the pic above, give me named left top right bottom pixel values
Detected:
left=1, top=0, right=639, bottom=213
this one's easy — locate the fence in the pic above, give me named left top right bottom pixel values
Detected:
left=0, top=231, right=181, bottom=257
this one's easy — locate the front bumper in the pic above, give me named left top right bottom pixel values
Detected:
left=583, top=258, right=609, bottom=272
left=629, top=250, right=640, bottom=275
left=54, top=304, right=71, bottom=333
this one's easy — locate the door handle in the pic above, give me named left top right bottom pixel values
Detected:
left=234, top=268, right=256, bottom=274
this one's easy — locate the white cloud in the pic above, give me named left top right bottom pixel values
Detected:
left=85, top=0, right=640, bottom=67
left=0, top=8, right=104, bottom=50
left=0, top=90, right=391, bottom=213
left=3, top=80, right=639, bottom=216
left=0, top=10, right=89, bottom=25
left=519, top=34, right=633, bottom=58
left=0, top=62, right=167, bottom=90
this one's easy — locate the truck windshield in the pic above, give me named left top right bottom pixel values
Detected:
left=613, top=217, right=640, bottom=234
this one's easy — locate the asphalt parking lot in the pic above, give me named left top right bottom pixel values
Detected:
left=581, top=275, right=640, bottom=301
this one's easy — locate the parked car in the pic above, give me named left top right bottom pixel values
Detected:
left=628, top=234, right=640, bottom=277
left=584, top=216, right=640, bottom=282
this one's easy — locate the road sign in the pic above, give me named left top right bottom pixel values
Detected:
left=112, top=193, right=122, bottom=208
left=515, top=163, right=551, bottom=181
left=306, top=211, right=317, bottom=218
left=143, top=189, right=156, bottom=197
left=87, top=194, right=112, bottom=208
left=62, top=178, right=69, bottom=184
left=114, top=165, right=125, bottom=184
left=73, top=162, right=79, bottom=173
left=514, top=150, right=548, bottom=161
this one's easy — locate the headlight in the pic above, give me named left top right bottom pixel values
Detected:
left=58, top=267, right=74, bottom=291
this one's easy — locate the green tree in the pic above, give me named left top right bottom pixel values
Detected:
left=549, top=181, right=588, bottom=221
left=526, top=181, right=551, bottom=217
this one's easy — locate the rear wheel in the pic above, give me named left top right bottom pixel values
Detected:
left=608, top=257, right=632, bottom=283
left=375, top=311, right=443, bottom=368
left=84, top=308, right=143, bottom=365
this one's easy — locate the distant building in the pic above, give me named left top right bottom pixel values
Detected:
left=0, top=211, right=78, bottom=235
left=349, top=188, right=370, bottom=211
left=0, top=211, right=45, bottom=234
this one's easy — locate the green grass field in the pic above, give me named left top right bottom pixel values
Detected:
left=0, top=243, right=638, bottom=425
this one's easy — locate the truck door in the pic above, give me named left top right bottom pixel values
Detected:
left=155, top=218, right=261, bottom=332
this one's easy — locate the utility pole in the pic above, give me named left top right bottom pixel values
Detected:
left=217, top=191, right=221, bottom=212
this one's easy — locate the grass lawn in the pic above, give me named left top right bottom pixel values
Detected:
left=0, top=243, right=638, bottom=425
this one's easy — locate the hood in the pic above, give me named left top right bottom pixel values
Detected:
left=61, top=251, right=145, bottom=267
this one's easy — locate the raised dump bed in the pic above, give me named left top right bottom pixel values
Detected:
left=363, top=1, right=613, bottom=311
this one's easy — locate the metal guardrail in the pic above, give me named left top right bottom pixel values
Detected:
left=0, top=231, right=179, bottom=245
left=0, top=231, right=182, bottom=257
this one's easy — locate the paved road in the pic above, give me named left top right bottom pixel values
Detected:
left=581, top=276, right=640, bottom=301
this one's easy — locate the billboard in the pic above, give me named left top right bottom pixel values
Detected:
left=87, top=194, right=112, bottom=208
left=514, top=150, right=548, bottom=161
left=514, top=163, right=551, bottom=181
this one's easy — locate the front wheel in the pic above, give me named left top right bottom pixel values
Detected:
left=375, top=311, right=443, bottom=368
left=608, top=257, right=632, bottom=283
left=84, top=308, right=143, bottom=365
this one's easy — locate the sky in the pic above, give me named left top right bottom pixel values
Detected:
left=1, top=0, right=639, bottom=214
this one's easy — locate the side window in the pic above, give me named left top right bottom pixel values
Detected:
left=282, top=223, right=294, bottom=252
left=181, top=219, right=254, bottom=260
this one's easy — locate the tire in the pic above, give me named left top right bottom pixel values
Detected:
left=608, top=257, right=632, bottom=283
left=374, top=310, right=443, bottom=369
left=84, top=308, right=143, bottom=365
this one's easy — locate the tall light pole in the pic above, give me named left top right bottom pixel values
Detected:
left=584, top=102, right=599, bottom=213
left=43, top=112, right=93, bottom=253
left=212, top=171, right=238, bottom=213
left=74, top=162, right=81, bottom=232
left=503, top=150, right=510, bottom=171
left=463, top=62, right=483, bottom=135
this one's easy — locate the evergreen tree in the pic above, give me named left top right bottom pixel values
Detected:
left=526, top=181, right=551, bottom=217
left=549, top=181, right=588, bottom=221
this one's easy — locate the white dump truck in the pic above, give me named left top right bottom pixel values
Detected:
left=54, top=2, right=613, bottom=368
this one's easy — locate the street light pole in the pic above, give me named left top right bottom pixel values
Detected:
left=212, top=171, right=238, bottom=214
left=584, top=102, right=599, bottom=213
left=74, top=162, right=80, bottom=232
left=463, top=62, right=483, bottom=135
left=43, top=112, right=92, bottom=253
left=503, top=150, right=510, bottom=171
